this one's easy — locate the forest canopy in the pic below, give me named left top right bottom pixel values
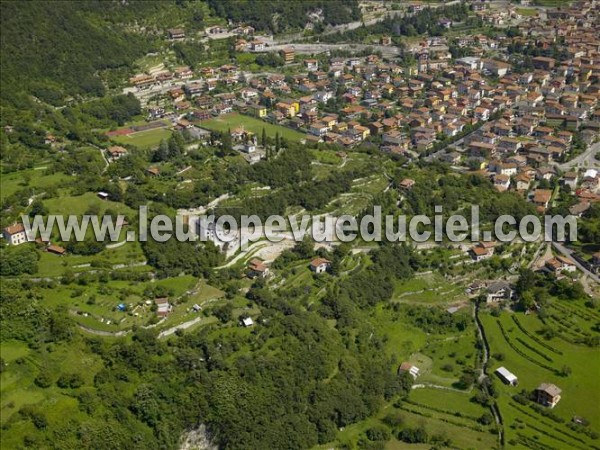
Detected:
left=207, top=0, right=360, bottom=33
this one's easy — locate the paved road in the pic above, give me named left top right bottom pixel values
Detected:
left=552, top=241, right=599, bottom=284
left=266, top=42, right=404, bottom=58
left=556, top=141, right=600, bottom=171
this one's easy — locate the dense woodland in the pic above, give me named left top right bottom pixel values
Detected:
left=0, top=243, right=422, bottom=449
left=0, top=2, right=156, bottom=108
left=322, top=3, right=471, bottom=43
left=207, top=0, right=360, bottom=33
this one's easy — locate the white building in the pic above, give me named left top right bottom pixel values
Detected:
left=398, top=362, right=420, bottom=379
left=496, top=366, right=518, bottom=386
left=309, top=258, right=331, bottom=274
left=3, top=223, right=27, bottom=245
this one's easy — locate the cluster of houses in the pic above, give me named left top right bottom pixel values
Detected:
left=127, top=0, right=599, bottom=204
left=246, top=257, right=331, bottom=280
left=166, top=24, right=256, bottom=42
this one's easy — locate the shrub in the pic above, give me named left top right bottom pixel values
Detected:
left=441, top=363, right=454, bottom=372
left=365, top=426, right=391, bottom=442
left=398, top=426, right=428, bottom=444
left=478, top=413, right=494, bottom=425
left=34, top=372, right=53, bottom=388
left=57, top=373, right=84, bottom=389
left=382, top=411, right=404, bottom=428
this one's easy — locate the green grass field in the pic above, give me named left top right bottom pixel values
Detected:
left=32, top=275, right=226, bottom=334
left=516, top=8, right=538, bottom=16
left=43, top=192, right=135, bottom=217
left=112, top=126, right=172, bottom=150
left=1, top=339, right=105, bottom=448
left=1, top=169, right=69, bottom=200
left=326, top=400, right=497, bottom=450
left=534, top=0, right=571, bottom=5
left=480, top=310, right=600, bottom=449
left=198, top=112, right=306, bottom=142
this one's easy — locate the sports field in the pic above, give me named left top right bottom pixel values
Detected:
left=198, top=112, right=306, bottom=142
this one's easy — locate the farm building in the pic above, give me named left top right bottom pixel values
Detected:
left=47, top=244, right=67, bottom=256
left=495, top=366, right=518, bottom=386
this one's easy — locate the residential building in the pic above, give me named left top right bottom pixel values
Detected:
left=248, top=259, right=269, bottom=278
left=310, top=258, right=331, bottom=274
left=397, top=362, right=420, bottom=378
left=486, top=281, right=513, bottom=303
left=535, top=383, right=562, bottom=408
left=3, top=223, right=27, bottom=245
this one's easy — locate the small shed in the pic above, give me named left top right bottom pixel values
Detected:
left=241, top=317, right=254, bottom=327
left=47, top=244, right=67, bottom=256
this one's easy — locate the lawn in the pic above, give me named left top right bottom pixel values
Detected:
left=198, top=112, right=306, bottom=142
left=0, top=169, right=69, bottom=200
left=112, top=126, right=172, bottom=150
left=43, top=192, right=135, bottom=217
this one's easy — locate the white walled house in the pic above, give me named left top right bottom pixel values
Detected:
left=310, top=258, right=331, bottom=274
left=3, top=223, right=27, bottom=245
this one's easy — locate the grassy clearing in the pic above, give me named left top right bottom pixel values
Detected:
left=112, top=126, right=172, bottom=150
left=33, top=240, right=146, bottom=278
left=372, top=301, right=475, bottom=387
left=197, top=112, right=306, bottom=142
left=311, top=149, right=344, bottom=165
left=330, top=403, right=497, bottom=450
left=0, top=339, right=103, bottom=428
left=0, top=169, right=69, bottom=200
left=37, top=276, right=224, bottom=333
left=409, top=388, right=487, bottom=419
left=392, top=272, right=467, bottom=305
left=43, top=192, right=135, bottom=217
left=374, top=303, right=428, bottom=361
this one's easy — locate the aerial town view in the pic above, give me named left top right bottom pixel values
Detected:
left=0, top=0, right=599, bottom=449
